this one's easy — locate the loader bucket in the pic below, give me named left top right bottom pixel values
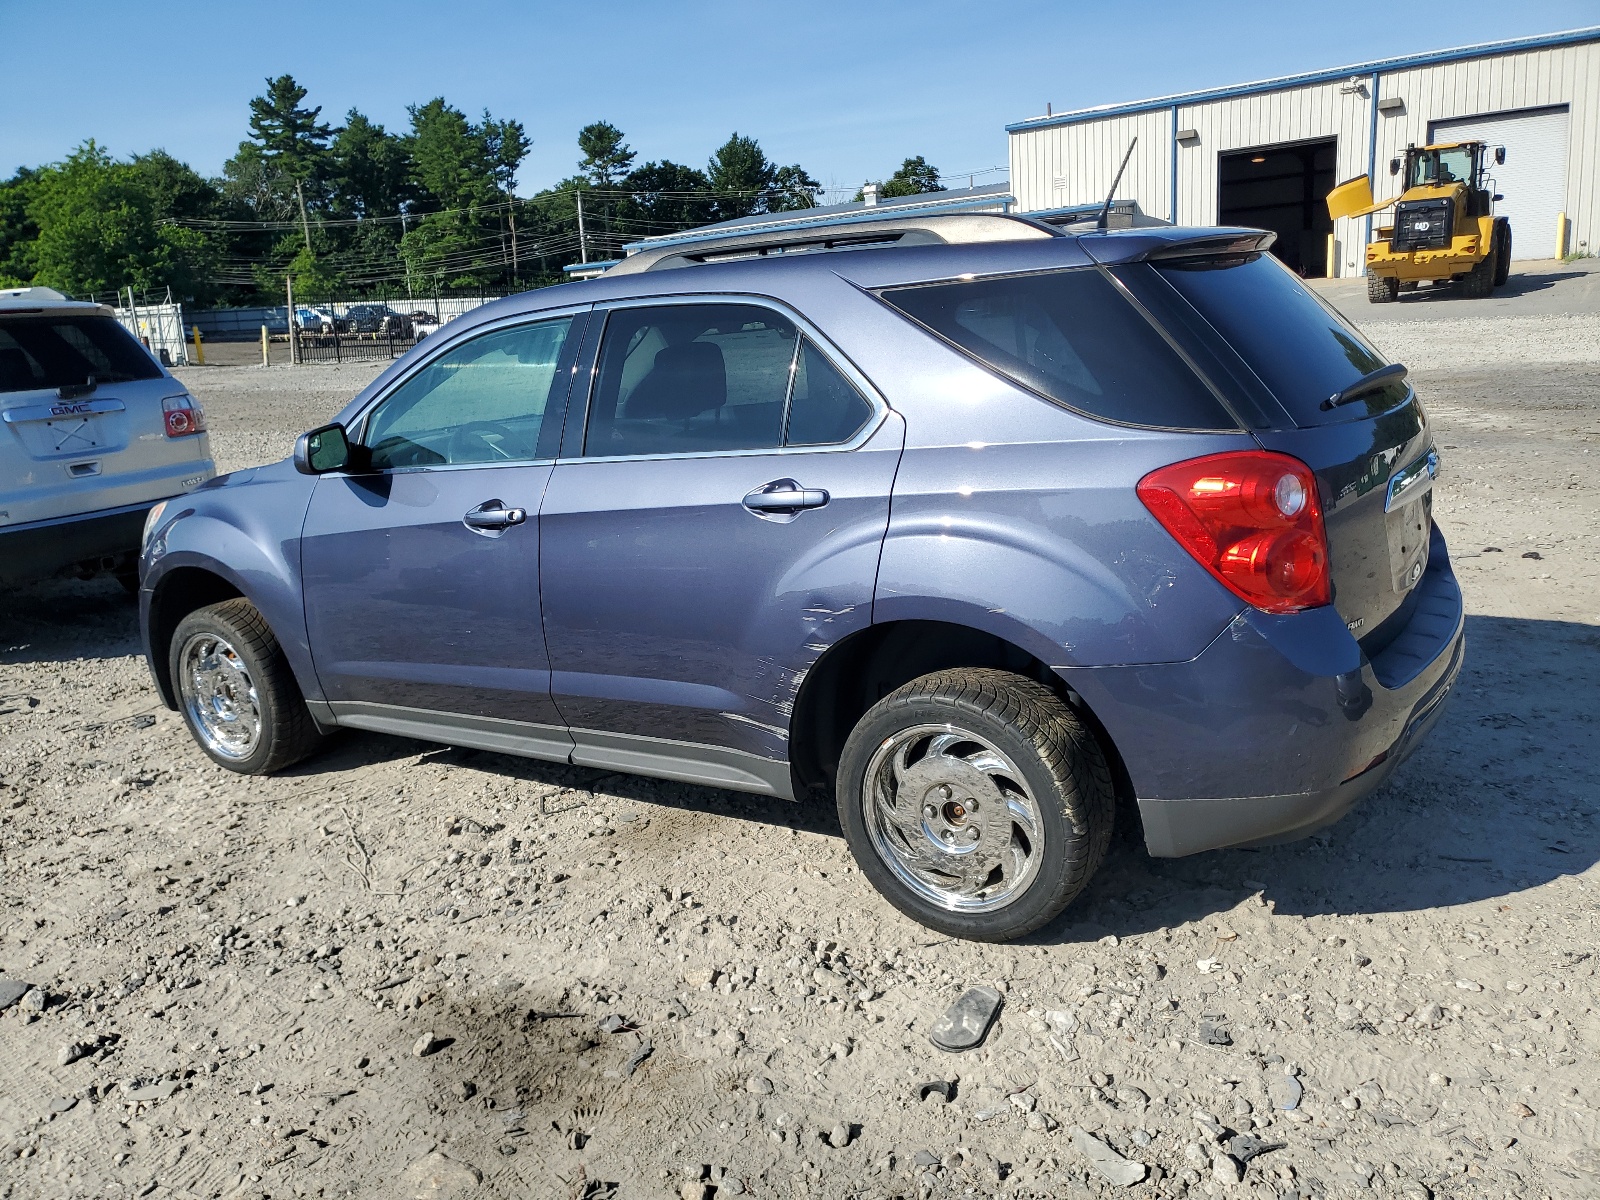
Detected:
left=1326, top=175, right=1375, bottom=221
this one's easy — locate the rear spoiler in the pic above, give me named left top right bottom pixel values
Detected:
left=1138, top=231, right=1277, bottom=261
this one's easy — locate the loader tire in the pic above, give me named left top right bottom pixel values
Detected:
left=1367, top=273, right=1400, bottom=304
left=1460, top=232, right=1498, bottom=299
left=1493, top=220, right=1512, bottom=287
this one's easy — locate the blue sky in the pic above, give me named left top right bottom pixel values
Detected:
left=1, top=1, right=1593, bottom=202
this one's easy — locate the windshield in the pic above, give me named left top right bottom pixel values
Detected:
left=1406, top=146, right=1474, bottom=189
left=0, top=314, right=162, bottom=394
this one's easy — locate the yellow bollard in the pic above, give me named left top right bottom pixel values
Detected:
left=1556, top=211, right=1569, bottom=260
left=261, top=325, right=270, bottom=367
left=1326, top=233, right=1337, bottom=280
left=191, top=324, right=205, bottom=365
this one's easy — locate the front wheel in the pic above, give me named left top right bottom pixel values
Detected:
left=169, top=598, right=325, bottom=774
left=836, top=669, right=1115, bottom=942
left=1367, top=273, right=1400, bottom=304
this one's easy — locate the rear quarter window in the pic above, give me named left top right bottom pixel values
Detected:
left=877, top=268, right=1237, bottom=431
left=1154, top=253, right=1408, bottom=424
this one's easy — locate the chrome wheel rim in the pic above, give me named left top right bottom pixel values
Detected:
left=862, top=723, right=1044, bottom=913
left=177, top=632, right=261, bottom=761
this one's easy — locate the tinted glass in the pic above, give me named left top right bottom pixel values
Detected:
left=785, top=338, right=873, bottom=446
left=585, top=304, right=796, bottom=457
left=1156, top=253, right=1406, bottom=424
left=363, top=317, right=573, bottom=469
left=0, top=315, right=162, bottom=394
left=878, top=269, right=1235, bottom=430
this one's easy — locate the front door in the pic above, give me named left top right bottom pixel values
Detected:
left=539, top=300, right=902, bottom=796
left=301, top=311, right=586, bottom=753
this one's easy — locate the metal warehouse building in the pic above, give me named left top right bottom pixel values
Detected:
left=1007, top=27, right=1600, bottom=277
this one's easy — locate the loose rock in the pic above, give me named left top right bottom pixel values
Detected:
left=1071, top=1127, right=1147, bottom=1187
left=413, top=1031, right=443, bottom=1058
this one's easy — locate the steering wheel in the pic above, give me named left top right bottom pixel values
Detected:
left=447, top=420, right=526, bottom=463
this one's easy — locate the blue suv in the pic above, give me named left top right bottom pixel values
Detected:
left=139, top=215, right=1463, bottom=941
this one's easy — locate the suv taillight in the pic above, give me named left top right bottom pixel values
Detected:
left=1137, top=450, right=1331, bottom=614
left=163, top=394, right=206, bottom=438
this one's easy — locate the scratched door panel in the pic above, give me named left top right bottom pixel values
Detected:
left=540, top=416, right=903, bottom=761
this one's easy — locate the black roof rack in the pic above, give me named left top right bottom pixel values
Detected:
left=606, top=212, right=1060, bottom=276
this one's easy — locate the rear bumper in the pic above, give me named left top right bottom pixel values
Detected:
left=1068, top=525, right=1465, bottom=857
left=0, top=501, right=159, bottom=586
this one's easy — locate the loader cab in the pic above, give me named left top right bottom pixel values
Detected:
left=1400, top=143, right=1480, bottom=191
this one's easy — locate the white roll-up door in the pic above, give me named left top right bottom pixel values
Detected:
left=1429, top=107, right=1569, bottom=260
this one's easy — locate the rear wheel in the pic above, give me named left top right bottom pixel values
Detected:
left=1367, top=273, right=1400, bottom=304
left=170, top=598, right=324, bottom=774
left=836, top=668, right=1114, bottom=942
left=1493, top=220, right=1512, bottom=287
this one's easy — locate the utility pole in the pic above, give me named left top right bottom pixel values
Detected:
left=286, top=274, right=298, bottom=366
left=294, top=180, right=314, bottom=259
left=509, top=195, right=520, bottom=277
left=576, top=190, right=588, bottom=263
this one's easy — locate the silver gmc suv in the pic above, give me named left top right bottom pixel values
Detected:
left=1, top=287, right=215, bottom=590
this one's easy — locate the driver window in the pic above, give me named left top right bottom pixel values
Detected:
left=363, top=316, right=574, bottom=469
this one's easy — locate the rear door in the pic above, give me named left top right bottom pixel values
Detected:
left=300, top=310, right=586, bottom=742
left=0, top=309, right=210, bottom=525
left=1125, top=252, right=1436, bottom=648
left=538, top=298, right=901, bottom=794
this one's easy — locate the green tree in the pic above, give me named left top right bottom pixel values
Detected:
left=21, top=142, right=218, bottom=300
left=328, top=110, right=413, bottom=220
left=706, top=133, right=773, bottom=220
left=0, top=168, right=40, bottom=286
left=857, top=156, right=943, bottom=202
left=247, top=74, right=331, bottom=257
left=770, top=163, right=821, bottom=211
left=576, top=121, right=635, bottom=187
left=480, top=113, right=531, bottom=276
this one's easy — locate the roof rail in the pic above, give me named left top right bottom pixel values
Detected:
left=606, top=212, right=1060, bottom=276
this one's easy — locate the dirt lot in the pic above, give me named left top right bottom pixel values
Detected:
left=2, top=265, right=1598, bottom=1200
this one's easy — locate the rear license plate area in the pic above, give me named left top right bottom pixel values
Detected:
left=1386, top=488, right=1431, bottom=593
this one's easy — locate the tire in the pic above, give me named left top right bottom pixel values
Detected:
left=1460, top=236, right=1497, bottom=299
left=835, top=668, right=1115, bottom=942
left=169, top=598, right=324, bottom=774
left=1493, top=220, right=1511, bottom=287
left=1367, top=273, right=1400, bottom=304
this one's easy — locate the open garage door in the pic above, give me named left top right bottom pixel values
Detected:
left=1430, top=106, right=1569, bottom=260
left=1217, top=138, right=1337, bottom=277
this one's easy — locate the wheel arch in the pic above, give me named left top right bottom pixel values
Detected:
left=788, top=618, right=1136, bottom=828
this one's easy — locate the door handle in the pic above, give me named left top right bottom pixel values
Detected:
left=743, top=480, right=829, bottom=513
left=463, top=499, right=527, bottom=533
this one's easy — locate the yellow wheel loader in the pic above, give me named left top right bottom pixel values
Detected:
left=1327, top=141, right=1511, bottom=303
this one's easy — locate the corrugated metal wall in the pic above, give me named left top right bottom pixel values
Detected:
left=1009, top=38, right=1600, bottom=274
left=1009, top=108, right=1173, bottom=216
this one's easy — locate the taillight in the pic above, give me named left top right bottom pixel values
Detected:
left=1137, top=450, right=1330, bottom=614
left=163, top=394, right=207, bottom=438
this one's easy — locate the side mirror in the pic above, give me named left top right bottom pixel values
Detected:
left=1493, top=194, right=1504, bottom=202
left=1495, top=146, right=1506, bottom=165
left=1389, top=158, right=1401, bottom=177
left=294, top=423, right=351, bottom=475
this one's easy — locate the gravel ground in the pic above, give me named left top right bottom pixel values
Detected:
left=2, top=279, right=1598, bottom=1200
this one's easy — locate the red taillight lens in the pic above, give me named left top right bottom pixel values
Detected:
left=1137, top=451, right=1331, bottom=614
left=163, top=394, right=207, bottom=438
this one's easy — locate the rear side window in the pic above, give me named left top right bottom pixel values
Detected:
left=877, top=269, right=1236, bottom=431
left=0, top=315, right=162, bottom=394
left=584, top=304, right=873, bottom=457
left=1155, top=253, right=1408, bottom=423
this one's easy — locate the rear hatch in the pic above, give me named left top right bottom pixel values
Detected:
left=1, top=308, right=210, bottom=526
left=1112, top=249, right=1435, bottom=650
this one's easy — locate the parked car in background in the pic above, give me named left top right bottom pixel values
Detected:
left=138, top=214, right=1462, bottom=941
left=409, top=310, right=441, bottom=338
left=294, top=307, right=342, bottom=334
left=344, top=304, right=413, bottom=338
left=2, top=287, right=214, bottom=590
